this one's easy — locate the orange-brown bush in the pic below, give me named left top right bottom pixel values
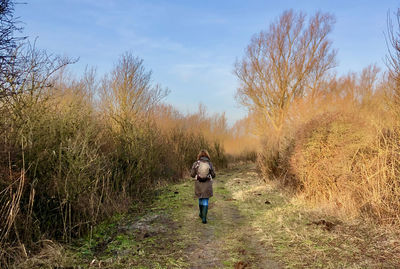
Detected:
left=280, top=108, right=400, bottom=223
left=152, top=103, right=229, bottom=169
left=224, top=115, right=259, bottom=163
left=255, top=81, right=400, bottom=224
left=288, top=112, right=373, bottom=214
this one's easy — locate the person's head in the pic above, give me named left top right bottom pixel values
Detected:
left=197, top=149, right=211, bottom=160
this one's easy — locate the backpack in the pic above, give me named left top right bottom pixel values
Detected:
left=196, top=160, right=211, bottom=182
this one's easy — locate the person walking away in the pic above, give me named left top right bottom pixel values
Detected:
left=191, top=149, right=216, bottom=224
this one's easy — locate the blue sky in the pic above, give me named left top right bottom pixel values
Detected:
left=16, top=0, right=400, bottom=125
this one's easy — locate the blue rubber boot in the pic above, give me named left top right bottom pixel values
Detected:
left=199, top=204, right=203, bottom=218
left=201, top=205, right=208, bottom=224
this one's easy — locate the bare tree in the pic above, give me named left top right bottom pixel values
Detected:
left=386, top=8, right=400, bottom=114
left=0, top=0, right=26, bottom=97
left=234, top=10, right=336, bottom=133
left=357, top=64, right=380, bottom=103
left=101, top=52, right=169, bottom=127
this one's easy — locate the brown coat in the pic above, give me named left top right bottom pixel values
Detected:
left=190, top=157, right=216, bottom=198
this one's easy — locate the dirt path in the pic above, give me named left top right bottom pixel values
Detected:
left=181, top=166, right=281, bottom=269
left=66, top=163, right=400, bottom=268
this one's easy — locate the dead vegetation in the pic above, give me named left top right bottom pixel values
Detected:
left=235, top=9, right=400, bottom=227
left=0, top=48, right=240, bottom=266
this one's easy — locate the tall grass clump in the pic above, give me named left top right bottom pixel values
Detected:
left=153, top=103, right=229, bottom=170
left=224, top=115, right=259, bottom=163
left=285, top=104, right=400, bottom=223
